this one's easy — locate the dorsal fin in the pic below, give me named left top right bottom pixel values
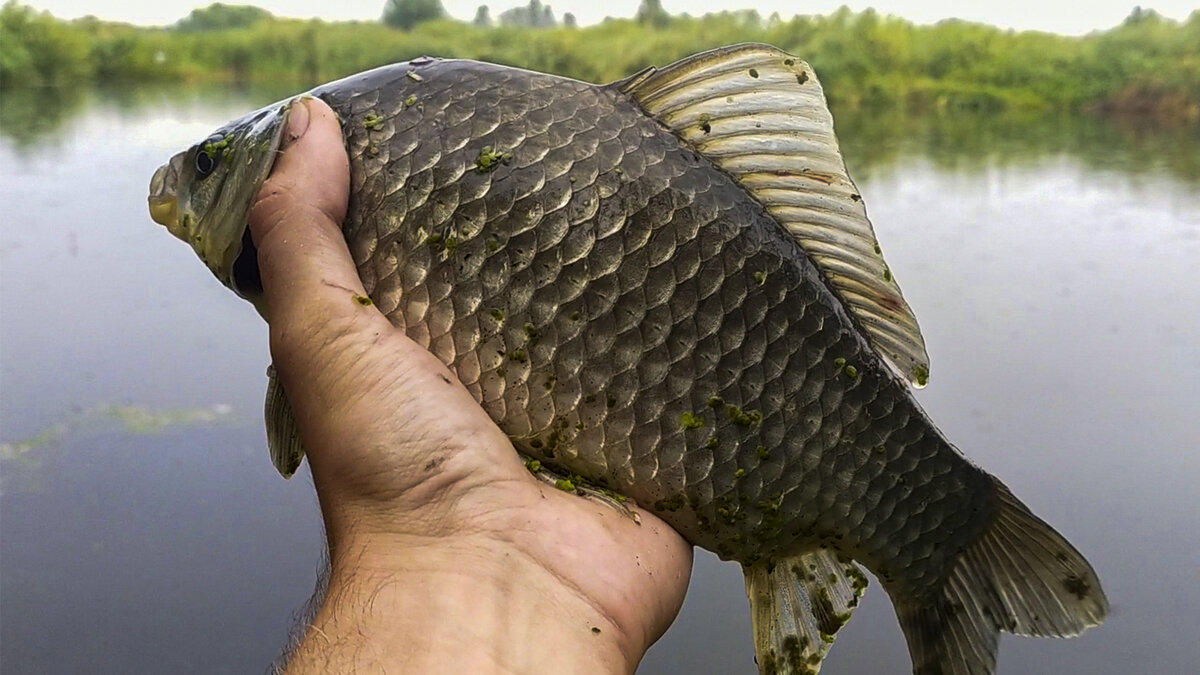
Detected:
left=617, top=44, right=931, bottom=387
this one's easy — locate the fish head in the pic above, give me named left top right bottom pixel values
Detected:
left=148, top=98, right=300, bottom=312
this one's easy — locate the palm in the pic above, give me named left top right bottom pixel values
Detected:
left=283, top=322, right=694, bottom=653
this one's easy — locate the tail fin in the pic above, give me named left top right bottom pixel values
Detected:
left=744, top=548, right=871, bottom=674
left=895, top=480, right=1108, bottom=675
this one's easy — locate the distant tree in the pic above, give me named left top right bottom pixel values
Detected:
left=635, top=0, right=670, bottom=28
left=473, top=5, right=492, bottom=27
left=498, top=0, right=557, bottom=28
left=174, top=3, right=272, bottom=32
left=1122, top=6, right=1162, bottom=26
left=563, top=12, right=577, bottom=28
left=0, top=1, right=90, bottom=86
left=382, top=0, right=446, bottom=30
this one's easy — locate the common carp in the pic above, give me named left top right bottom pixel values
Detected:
left=148, top=44, right=1107, bottom=674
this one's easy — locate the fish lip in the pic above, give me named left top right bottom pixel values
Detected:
left=148, top=153, right=184, bottom=229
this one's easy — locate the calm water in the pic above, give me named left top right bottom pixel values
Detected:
left=2, top=85, right=1198, bottom=674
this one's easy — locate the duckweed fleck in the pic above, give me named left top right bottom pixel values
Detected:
left=475, top=146, right=512, bottom=172
left=363, top=112, right=384, bottom=130
left=352, top=294, right=373, bottom=306
left=679, top=412, right=705, bottom=430
left=912, top=365, right=929, bottom=387
left=653, top=494, right=687, bottom=512
left=201, top=135, right=230, bottom=158
left=405, top=94, right=417, bottom=107
left=727, top=405, right=763, bottom=427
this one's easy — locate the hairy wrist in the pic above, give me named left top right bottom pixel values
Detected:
left=283, top=534, right=637, bottom=675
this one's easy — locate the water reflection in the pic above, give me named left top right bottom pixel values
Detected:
left=834, top=106, right=1200, bottom=183
left=3, top=82, right=1199, bottom=181
left=0, top=86, right=87, bottom=151
left=1, top=86, right=1197, bottom=674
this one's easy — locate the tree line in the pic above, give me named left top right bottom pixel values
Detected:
left=1, top=1, right=1197, bottom=120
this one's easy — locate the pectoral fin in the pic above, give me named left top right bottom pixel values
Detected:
left=265, top=364, right=306, bottom=478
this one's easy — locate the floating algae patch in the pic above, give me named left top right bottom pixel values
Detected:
left=102, top=403, right=235, bottom=433
left=0, top=403, right=237, bottom=493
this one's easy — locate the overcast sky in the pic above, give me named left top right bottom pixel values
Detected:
left=24, top=1, right=1199, bottom=35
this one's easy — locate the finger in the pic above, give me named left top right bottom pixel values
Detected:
left=248, top=98, right=367, bottom=334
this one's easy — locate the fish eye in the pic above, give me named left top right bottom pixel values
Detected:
left=194, top=134, right=226, bottom=180
left=195, top=150, right=218, bottom=179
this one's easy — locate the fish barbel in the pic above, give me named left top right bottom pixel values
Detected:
left=148, top=44, right=1106, bottom=674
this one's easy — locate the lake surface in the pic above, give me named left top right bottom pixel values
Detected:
left=2, top=84, right=1198, bottom=674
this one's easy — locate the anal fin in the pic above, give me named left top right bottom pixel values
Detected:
left=744, top=548, right=870, bottom=674
left=265, top=364, right=306, bottom=478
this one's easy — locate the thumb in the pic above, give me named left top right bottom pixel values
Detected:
left=248, top=97, right=360, bottom=325
left=248, top=98, right=382, bottom=365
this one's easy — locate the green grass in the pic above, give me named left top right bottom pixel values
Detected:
left=2, top=2, right=1198, bottom=121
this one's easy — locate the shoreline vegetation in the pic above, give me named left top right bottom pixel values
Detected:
left=1, top=2, right=1198, bottom=123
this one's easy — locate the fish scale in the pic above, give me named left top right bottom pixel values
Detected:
left=150, top=44, right=1106, bottom=675
left=320, top=58, right=990, bottom=586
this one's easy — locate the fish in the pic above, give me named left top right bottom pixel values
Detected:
left=148, top=44, right=1107, bottom=675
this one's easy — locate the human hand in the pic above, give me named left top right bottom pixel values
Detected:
left=248, top=98, right=694, bottom=674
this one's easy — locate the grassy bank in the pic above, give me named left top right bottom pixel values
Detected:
left=2, top=2, right=1198, bottom=120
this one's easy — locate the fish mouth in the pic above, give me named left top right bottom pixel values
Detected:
left=148, top=154, right=183, bottom=231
